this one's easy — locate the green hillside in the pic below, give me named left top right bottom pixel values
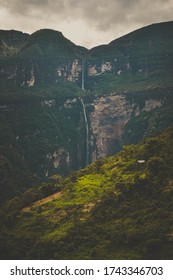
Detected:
left=0, top=30, right=29, bottom=57
left=0, top=82, right=86, bottom=202
left=20, top=29, right=87, bottom=60
left=88, top=21, right=173, bottom=94
left=0, top=21, right=173, bottom=204
left=1, top=127, right=173, bottom=259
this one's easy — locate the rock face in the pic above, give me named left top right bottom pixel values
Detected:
left=89, top=93, right=162, bottom=161
left=1, top=22, right=173, bottom=89
left=90, top=94, right=131, bottom=159
left=1, top=22, right=173, bottom=202
left=0, top=28, right=88, bottom=86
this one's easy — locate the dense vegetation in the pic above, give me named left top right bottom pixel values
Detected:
left=1, top=84, right=173, bottom=203
left=88, top=22, right=173, bottom=93
left=0, top=23, right=173, bottom=199
left=1, top=127, right=173, bottom=259
left=0, top=22, right=173, bottom=260
left=0, top=82, right=87, bottom=202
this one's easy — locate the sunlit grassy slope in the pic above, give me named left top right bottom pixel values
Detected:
left=1, top=127, right=173, bottom=259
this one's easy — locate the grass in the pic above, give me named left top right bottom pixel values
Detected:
left=22, top=191, right=62, bottom=212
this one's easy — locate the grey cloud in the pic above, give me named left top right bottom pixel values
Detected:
left=0, top=0, right=65, bottom=16
left=0, top=0, right=172, bottom=27
left=0, top=0, right=172, bottom=47
left=77, top=0, right=173, bottom=29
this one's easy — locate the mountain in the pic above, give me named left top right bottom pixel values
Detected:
left=20, top=29, right=87, bottom=58
left=1, top=22, right=173, bottom=88
left=88, top=21, right=173, bottom=92
left=1, top=127, right=173, bottom=259
left=0, top=30, right=29, bottom=57
left=0, top=28, right=88, bottom=86
left=0, top=21, right=173, bottom=203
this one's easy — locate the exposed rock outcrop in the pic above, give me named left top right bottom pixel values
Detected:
left=89, top=94, right=162, bottom=160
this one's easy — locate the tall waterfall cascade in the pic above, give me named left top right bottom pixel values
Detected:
left=82, top=60, right=85, bottom=91
left=80, top=60, right=89, bottom=165
left=80, top=98, right=89, bottom=166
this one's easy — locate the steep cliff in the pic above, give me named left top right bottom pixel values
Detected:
left=89, top=93, right=160, bottom=159
left=85, top=89, right=173, bottom=162
left=0, top=21, right=173, bottom=202
left=0, top=83, right=90, bottom=201
left=1, top=22, right=173, bottom=89
left=0, top=29, right=88, bottom=87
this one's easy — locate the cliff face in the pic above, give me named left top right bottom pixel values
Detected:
left=1, top=22, right=173, bottom=202
left=90, top=94, right=132, bottom=159
left=88, top=92, right=170, bottom=161
left=0, top=29, right=88, bottom=87
left=1, top=22, right=173, bottom=90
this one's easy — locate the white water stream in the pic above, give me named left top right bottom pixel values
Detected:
left=80, top=59, right=89, bottom=165
left=82, top=60, right=85, bottom=91
left=80, top=98, right=89, bottom=166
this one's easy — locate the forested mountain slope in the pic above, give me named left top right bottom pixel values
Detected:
left=0, top=21, right=173, bottom=204
left=1, top=127, right=173, bottom=259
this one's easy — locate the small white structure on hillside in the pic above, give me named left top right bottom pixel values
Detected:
left=137, top=160, right=146, bottom=164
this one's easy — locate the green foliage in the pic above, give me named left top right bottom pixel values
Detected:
left=0, top=83, right=86, bottom=203
left=123, top=90, right=173, bottom=145
left=1, top=22, right=173, bottom=259
left=1, top=22, right=173, bottom=204
left=88, top=22, right=173, bottom=94
left=1, top=127, right=173, bottom=259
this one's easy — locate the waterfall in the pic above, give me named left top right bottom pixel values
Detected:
left=80, top=59, right=89, bottom=165
left=82, top=59, right=85, bottom=91
left=80, top=98, right=89, bottom=166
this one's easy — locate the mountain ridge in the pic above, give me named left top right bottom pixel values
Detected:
left=1, top=20, right=173, bottom=88
left=1, top=20, right=173, bottom=50
left=1, top=21, right=173, bottom=260
left=0, top=20, right=173, bottom=204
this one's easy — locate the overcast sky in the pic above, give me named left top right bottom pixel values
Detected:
left=0, top=0, right=173, bottom=48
